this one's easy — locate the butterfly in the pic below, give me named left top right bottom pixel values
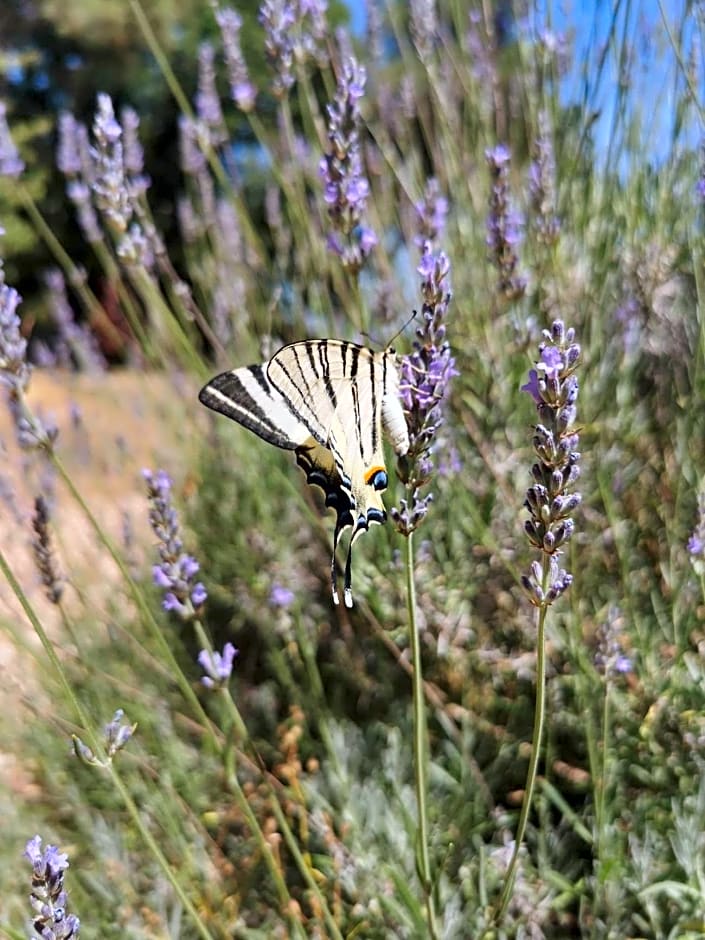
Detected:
left=199, top=339, right=410, bottom=607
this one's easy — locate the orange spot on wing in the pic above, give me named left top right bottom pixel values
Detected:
left=364, top=465, right=386, bottom=485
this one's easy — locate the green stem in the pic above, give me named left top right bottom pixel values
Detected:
left=495, top=593, right=548, bottom=924
left=405, top=528, right=439, bottom=939
left=0, top=546, right=216, bottom=940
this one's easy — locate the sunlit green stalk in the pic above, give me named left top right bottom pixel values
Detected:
left=405, top=528, right=439, bottom=940
left=495, top=569, right=549, bottom=924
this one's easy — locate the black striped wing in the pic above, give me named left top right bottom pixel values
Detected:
left=198, top=339, right=408, bottom=607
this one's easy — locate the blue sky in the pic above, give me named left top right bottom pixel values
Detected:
left=344, top=1, right=700, bottom=164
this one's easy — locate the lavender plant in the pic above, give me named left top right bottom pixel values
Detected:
left=486, top=143, right=528, bottom=301
left=319, top=57, right=377, bottom=273
left=497, top=318, right=580, bottom=924
left=24, top=836, right=80, bottom=939
left=143, top=468, right=207, bottom=620
left=30, top=495, right=64, bottom=605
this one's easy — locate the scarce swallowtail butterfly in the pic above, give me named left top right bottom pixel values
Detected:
left=199, top=339, right=410, bottom=608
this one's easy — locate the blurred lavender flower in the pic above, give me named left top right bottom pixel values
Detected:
left=57, top=113, right=103, bottom=244
left=178, top=115, right=208, bottom=177
left=31, top=495, right=64, bottom=605
left=0, top=270, right=29, bottom=391
left=44, top=269, right=107, bottom=372
left=319, top=57, right=377, bottom=273
left=0, top=259, right=57, bottom=452
left=392, top=243, right=457, bottom=536
left=520, top=320, right=581, bottom=607
left=688, top=492, right=705, bottom=574
left=144, top=468, right=207, bottom=619
left=595, top=607, right=633, bottom=677
left=196, top=42, right=228, bottom=145
left=216, top=7, right=257, bottom=111
left=73, top=708, right=136, bottom=766
left=270, top=583, right=295, bottom=607
left=486, top=143, right=527, bottom=301
left=120, top=106, right=150, bottom=198
left=24, top=835, right=80, bottom=939
left=528, top=112, right=560, bottom=246
left=410, top=0, right=438, bottom=61
left=259, top=0, right=297, bottom=96
left=91, top=93, right=132, bottom=234
left=414, top=177, right=448, bottom=248
left=198, top=642, right=238, bottom=688
left=0, top=100, right=25, bottom=177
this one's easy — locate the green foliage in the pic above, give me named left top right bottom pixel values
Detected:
left=2, top=1, right=705, bottom=938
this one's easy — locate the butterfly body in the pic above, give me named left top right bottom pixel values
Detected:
left=199, top=339, right=409, bottom=607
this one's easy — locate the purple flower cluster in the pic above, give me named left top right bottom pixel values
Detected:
left=215, top=7, right=257, bottom=111
left=259, top=0, right=328, bottom=97
left=520, top=320, right=581, bottom=607
left=392, top=243, right=456, bottom=535
left=198, top=642, right=238, bottom=688
left=528, top=113, right=560, bottom=246
left=0, top=257, right=57, bottom=451
left=143, top=468, right=207, bottom=619
left=58, top=95, right=149, bottom=247
left=486, top=144, right=527, bottom=301
left=319, top=57, right=377, bottom=273
left=73, top=708, right=136, bottom=765
left=24, top=835, right=80, bottom=939
left=0, top=101, right=24, bottom=178
left=688, top=493, right=705, bottom=571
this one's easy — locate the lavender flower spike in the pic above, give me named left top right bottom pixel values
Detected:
left=144, top=468, right=207, bottom=620
left=486, top=143, right=527, bottom=301
left=0, top=100, right=25, bottom=177
left=31, top=495, right=64, bottom=604
left=528, top=112, right=560, bottom=246
left=24, top=835, right=80, bottom=939
left=391, top=242, right=457, bottom=535
left=319, top=57, right=377, bottom=273
left=73, top=708, right=136, bottom=766
left=216, top=7, right=257, bottom=111
left=198, top=642, right=238, bottom=688
left=520, top=319, right=581, bottom=607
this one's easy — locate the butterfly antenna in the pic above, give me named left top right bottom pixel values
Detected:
left=386, top=310, right=418, bottom=350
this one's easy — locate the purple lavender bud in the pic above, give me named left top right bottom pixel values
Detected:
left=521, top=319, right=580, bottom=608
left=270, top=583, right=295, bottom=607
left=688, top=493, right=705, bottom=572
left=216, top=7, right=257, bottom=111
left=44, top=269, right=107, bottom=373
left=144, top=468, right=208, bottom=620
left=485, top=143, right=527, bottom=301
left=104, top=708, right=135, bottom=755
left=198, top=642, right=238, bottom=688
left=24, top=835, right=80, bottom=938
left=595, top=607, right=633, bottom=677
left=0, top=101, right=24, bottom=177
